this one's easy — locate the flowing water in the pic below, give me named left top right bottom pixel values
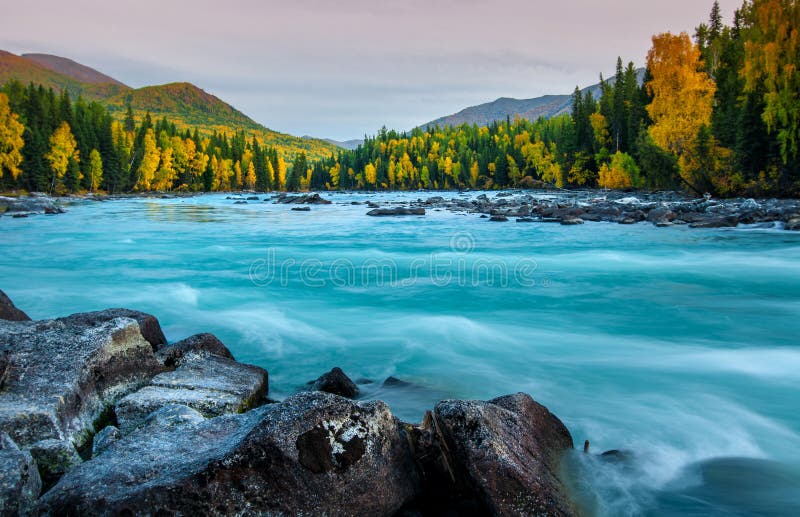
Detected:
left=2, top=192, right=799, bottom=515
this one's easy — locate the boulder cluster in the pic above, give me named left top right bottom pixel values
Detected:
left=0, top=290, right=577, bottom=516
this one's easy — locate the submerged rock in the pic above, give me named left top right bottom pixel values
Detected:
left=489, top=215, right=509, bottom=222
left=115, top=354, right=268, bottom=432
left=291, top=206, right=312, bottom=211
left=367, top=207, right=426, bottom=216
left=0, top=289, right=30, bottom=322
left=39, top=392, right=421, bottom=516
left=0, top=432, right=41, bottom=515
left=307, top=367, right=360, bottom=398
left=433, top=393, right=576, bottom=516
left=688, top=215, right=739, bottom=228
left=560, top=217, right=584, bottom=225
left=0, top=314, right=163, bottom=448
left=275, top=193, right=332, bottom=205
left=0, top=195, right=64, bottom=216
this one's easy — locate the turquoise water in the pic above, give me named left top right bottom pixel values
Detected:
left=2, top=192, right=800, bottom=515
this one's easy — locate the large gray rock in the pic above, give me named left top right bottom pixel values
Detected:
left=434, top=393, right=576, bottom=516
left=39, top=392, right=420, bottom=516
left=91, top=426, right=121, bottom=458
left=27, top=439, right=82, bottom=488
left=0, top=195, right=63, bottom=216
left=155, top=332, right=234, bottom=367
left=115, top=355, right=268, bottom=432
left=0, top=290, right=30, bottom=322
left=0, top=432, right=41, bottom=516
left=367, top=207, right=425, bottom=216
left=64, top=308, right=168, bottom=350
left=0, top=315, right=164, bottom=449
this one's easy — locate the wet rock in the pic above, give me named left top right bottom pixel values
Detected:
left=39, top=392, right=420, bottom=516
left=64, top=308, right=168, bottom=350
left=367, top=207, right=426, bottom=216
left=516, top=217, right=536, bottom=223
left=561, top=217, right=584, bottom=225
left=307, top=367, right=359, bottom=398
left=0, top=195, right=64, bottom=216
left=155, top=333, right=234, bottom=368
left=0, top=315, right=163, bottom=448
left=740, top=198, right=761, bottom=211
left=115, top=355, right=268, bottom=432
left=27, top=439, right=82, bottom=489
left=688, top=215, right=739, bottom=228
left=489, top=215, right=509, bottom=222
left=246, top=196, right=260, bottom=201
left=291, top=206, right=311, bottom=211
left=785, top=218, right=800, bottom=231
left=275, top=193, right=332, bottom=205
left=434, top=393, right=576, bottom=516
left=0, top=432, right=41, bottom=515
left=0, top=289, right=30, bottom=322
left=91, top=426, right=121, bottom=457
left=618, top=217, right=637, bottom=225
left=233, top=200, right=248, bottom=204
left=647, top=206, right=676, bottom=223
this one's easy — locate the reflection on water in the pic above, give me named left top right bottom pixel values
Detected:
left=144, top=202, right=222, bottom=223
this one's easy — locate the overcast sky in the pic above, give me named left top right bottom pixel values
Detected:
left=0, top=0, right=742, bottom=140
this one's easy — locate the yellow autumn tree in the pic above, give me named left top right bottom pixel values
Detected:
left=153, top=147, right=175, bottom=191
left=45, top=121, right=79, bottom=194
left=87, top=149, right=103, bottom=192
left=646, top=32, right=717, bottom=190
left=364, top=163, right=377, bottom=187
left=245, top=161, right=256, bottom=190
left=469, top=161, right=480, bottom=188
left=598, top=152, right=641, bottom=189
left=135, top=129, right=160, bottom=190
left=266, top=159, right=276, bottom=189
left=0, top=92, right=24, bottom=180
left=275, top=156, right=287, bottom=190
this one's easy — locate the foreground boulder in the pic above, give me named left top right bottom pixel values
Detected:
left=0, top=290, right=30, bottom=322
left=39, top=392, right=420, bottom=516
left=0, top=433, right=41, bottom=515
left=0, top=315, right=164, bottom=448
left=433, top=393, right=576, bottom=516
left=367, top=207, right=426, bottom=216
left=65, top=308, right=168, bottom=350
left=115, top=354, right=268, bottom=432
left=27, top=439, right=82, bottom=489
left=307, top=367, right=359, bottom=398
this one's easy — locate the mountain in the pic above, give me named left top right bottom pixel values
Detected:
left=22, top=53, right=128, bottom=87
left=310, top=137, right=362, bottom=150
left=420, top=69, right=644, bottom=130
left=0, top=50, right=337, bottom=160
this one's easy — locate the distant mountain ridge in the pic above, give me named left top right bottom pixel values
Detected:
left=0, top=50, right=337, bottom=160
left=420, top=69, right=644, bottom=130
left=22, top=53, right=129, bottom=87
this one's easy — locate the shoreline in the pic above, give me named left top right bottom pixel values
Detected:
left=3, top=189, right=800, bottom=231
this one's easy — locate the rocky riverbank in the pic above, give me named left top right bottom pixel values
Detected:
left=347, top=190, right=800, bottom=229
left=0, top=290, right=579, bottom=516
left=5, top=190, right=800, bottom=230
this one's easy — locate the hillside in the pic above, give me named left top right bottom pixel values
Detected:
left=22, top=53, right=129, bottom=87
left=0, top=50, right=337, bottom=161
left=420, top=70, right=643, bottom=130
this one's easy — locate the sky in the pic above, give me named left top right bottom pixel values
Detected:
left=0, top=0, right=743, bottom=140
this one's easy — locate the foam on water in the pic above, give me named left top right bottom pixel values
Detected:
left=2, top=192, right=800, bottom=515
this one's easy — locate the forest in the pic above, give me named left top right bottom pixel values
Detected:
left=0, top=0, right=798, bottom=197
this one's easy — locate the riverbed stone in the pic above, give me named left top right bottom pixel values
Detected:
left=114, top=355, right=268, bottom=432
left=0, top=315, right=164, bottom=448
left=367, top=207, right=426, bottom=216
left=0, top=432, right=41, bottom=516
left=0, top=290, right=30, bottom=322
left=39, top=392, right=421, bottom=516
left=433, top=393, right=576, bottom=516
left=688, top=215, right=739, bottom=228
